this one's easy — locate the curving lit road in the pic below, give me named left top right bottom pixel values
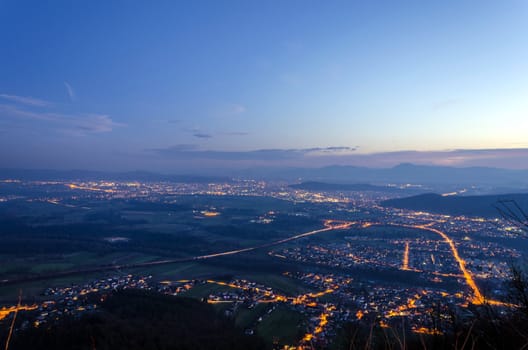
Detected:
left=413, top=224, right=485, bottom=304
left=374, top=222, right=487, bottom=304
left=401, top=241, right=410, bottom=271
left=130, top=220, right=352, bottom=265
left=0, top=220, right=353, bottom=287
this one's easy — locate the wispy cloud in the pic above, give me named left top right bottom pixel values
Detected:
left=148, top=146, right=358, bottom=162
left=319, top=148, right=528, bottom=169
left=146, top=145, right=528, bottom=169
left=0, top=104, right=122, bottom=134
left=186, top=128, right=248, bottom=138
left=184, top=127, right=213, bottom=139
left=0, top=94, right=52, bottom=107
left=193, top=132, right=212, bottom=139
left=223, top=131, right=249, bottom=136
left=229, top=104, right=246, bottom=114
left=215, top=103, right=247, bottom=117
left=63, top=81, right=76, bottom=102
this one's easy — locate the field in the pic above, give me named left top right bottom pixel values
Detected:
left=257, top=305, right=304, bottom=347
left=0, top=194, right=327, bottom=302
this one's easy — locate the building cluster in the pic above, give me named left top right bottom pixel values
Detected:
left=0, top=275, right=151, bottom=329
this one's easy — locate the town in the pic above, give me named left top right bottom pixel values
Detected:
left=0, top=178, right=525, bottom=349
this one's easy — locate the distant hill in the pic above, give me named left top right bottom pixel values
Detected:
left=0, top=168, right=230, bottom=183
left=289, top=181, right=407, bottom=192
left=235, top=164, right=528, bottom=188
left=2, top=164, right=528, bottom=189
left=381, top=193, right=528, bottom=218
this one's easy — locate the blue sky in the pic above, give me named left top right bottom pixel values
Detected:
left=1, top=1, right=527, bottom=171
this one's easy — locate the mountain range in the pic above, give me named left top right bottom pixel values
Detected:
left=1, top=164, right=528, bottom=190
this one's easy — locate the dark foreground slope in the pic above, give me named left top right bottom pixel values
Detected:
left=6, top=290, right=264, bottom=350
left=382, top=193, right=528, bottom=218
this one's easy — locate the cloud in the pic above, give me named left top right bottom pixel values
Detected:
left=304, top=146, right=358, bottom=154
left=155, top=144, right=198, bottom=152
left=223, top=131, right=249, bottom=136
left=0, top=104, right=122, bottom=134
left=72, top=114, right=119, bottom=133
left=148, top=146, right=358, bottom=162
left=64, top=81, right=76, bottom=101
left=0, top=94, right=52, bottom=107
left=184, top=127, right=212, bottom=139
left=229, top=104, right=246, bottom=114
left=217, top=103, right=246, bottom=117
left=193, top=132, right=213, bottom=139
left=320, top=148, right=528, bottom=169
left=185, top=128, right=249, bottom=138
left=146, top=145, right=528, bottom=169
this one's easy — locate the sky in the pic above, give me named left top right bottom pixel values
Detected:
left=1, top=0, right=528, bottom=172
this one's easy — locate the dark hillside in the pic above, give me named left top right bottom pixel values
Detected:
left=6, top=289, right=265, bottom=350
left=382, top=193, right=528, bottom=218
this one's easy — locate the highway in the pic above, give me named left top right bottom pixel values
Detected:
left=370, top=222, right=487, bottom=304
left=340, top=220, right=492, bottom=305
left=114, top=220, right=506, bottom=306
left=401, top=241, right=410, bottom=271
left=0, top=220, right=353, bottom=287
left=123, top=220, right=351, bottom=266
left=414, top=224, right=485, bottom=304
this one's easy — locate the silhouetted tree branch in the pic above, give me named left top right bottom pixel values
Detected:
left=494, top=199, right=528, bottom=234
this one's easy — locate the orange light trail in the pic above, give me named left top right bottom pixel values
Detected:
left=201, top=211, right=220, bottom=217
left=409, top=224, right=513, bottom=306
left=401, top=241, right=410, bottom=271
left=361, top=222, right=499, bottom=305
left=413, top=327, right=443, bottom=335
left=0, top=304, right=38, bottom=321
left=66, top=183, right=115, bottom=193
left=202, top=279, right=340, bottom=346
left=307, top=288, right=336, bottom=298
left=415, top=225, right=485, bottom=304
left=207, top=300, right=235, bottom=304
left=302, top=308, right=332, bottom=342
